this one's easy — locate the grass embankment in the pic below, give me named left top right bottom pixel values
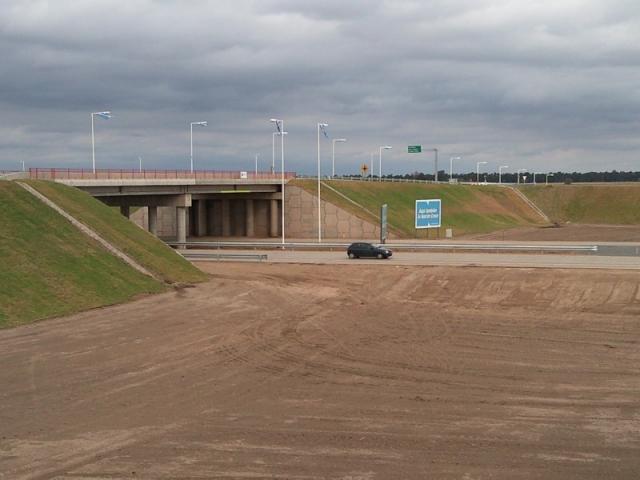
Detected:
left=519, top=184, right=640, bottom=224
left=293, top=180, right=544, bottom=237
left=25, top=180, right=207, bottom=284
left=0, top=182, right=164, bottom=328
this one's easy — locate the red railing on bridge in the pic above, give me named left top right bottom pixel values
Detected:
left=29, top=168, right=296, bottom=181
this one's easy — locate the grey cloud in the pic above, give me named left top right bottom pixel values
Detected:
left=1, top=0, right=639, bottom=174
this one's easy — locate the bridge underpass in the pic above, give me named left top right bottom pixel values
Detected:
left=30, top=169, right=292, bottom=242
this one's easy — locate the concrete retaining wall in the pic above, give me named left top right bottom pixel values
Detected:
left=284, top=185, right=381, bottom=240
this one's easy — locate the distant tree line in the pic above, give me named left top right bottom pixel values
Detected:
left=343, top=170, right=640, bottom=183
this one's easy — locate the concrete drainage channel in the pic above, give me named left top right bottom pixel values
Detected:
left=169, top=241, right=603, bottom=255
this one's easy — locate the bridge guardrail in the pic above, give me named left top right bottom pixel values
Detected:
left=29, top=168, right=296, bottom=181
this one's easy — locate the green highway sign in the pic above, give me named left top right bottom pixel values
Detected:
left=408, top=145, right=422, bottom=153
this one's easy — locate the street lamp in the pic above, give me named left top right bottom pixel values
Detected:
left=317, top=123, right=329, bottom=242
left=91, top=111, right=112, bottom=173
left=449, top=156, right=461, bottom=182
left=517, top=168, right=527, bottom=184
left=332, top=138, right=347, bottom=177
left=476, top=161, right=488, bottom=183
left=370, top=152, right=375, bottom=180
left=270, top=118, right=285, bottom=244
left=138, top=156, right=143, bottom=173
left=546, top=172, right=554, bottom=185
left=379, top=146, right=392, bottom=181
left=499, top=165, right=509, bottom=184
left=255, top=154, right=259, bottom=176
left=20, top=160, right=25, bottom=172
left=190, top=121, right=208, bottom=173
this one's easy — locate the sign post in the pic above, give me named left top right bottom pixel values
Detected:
left=380, top=204, right=388, bottom=244
left=415, top=199, right=442, bottom=229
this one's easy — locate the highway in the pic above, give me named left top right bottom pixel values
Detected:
left=186, top=249, right=640, bottom=270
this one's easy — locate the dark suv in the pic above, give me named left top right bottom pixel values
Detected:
left=347, top=242, right=392, bottom=259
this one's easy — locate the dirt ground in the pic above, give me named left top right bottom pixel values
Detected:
left=466, top=224, right=640, bottom=242
left=1, top=263, right=640, bottom=479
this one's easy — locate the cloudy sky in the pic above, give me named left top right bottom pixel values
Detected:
left=1, top=0, right=639, bottom=175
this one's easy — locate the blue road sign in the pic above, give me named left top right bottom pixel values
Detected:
left=415, top=199, right=441, bottom=229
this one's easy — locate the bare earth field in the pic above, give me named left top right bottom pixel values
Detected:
left=1, top=263, right=640, bottom=479
left=467, top=224, right=640, bottom=242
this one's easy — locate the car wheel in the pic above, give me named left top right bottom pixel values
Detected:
left=348, top=252, right=355, bottom=259
left=377, top=253, right=383, bottom=259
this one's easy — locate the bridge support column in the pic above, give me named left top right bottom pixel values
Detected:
left=222, top=199, right=231, bottom=237
left=195, top=200, right=207, bottom=237
left=148, top=206, right=158, bottom=236
left=120, top=205, right=130, bottom=218
left=269, top=199, right=278, bottom=238
left=245, top=199, right=255, bottom=237
left=176, top=206, right=187, bottom=247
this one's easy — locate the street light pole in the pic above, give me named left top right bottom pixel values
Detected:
left=91, top=111, right=112, bottom=173
left=20, top=160, right=25, bottom=172
left=332, top=138, right=346, bottom=177
left=476, top=161, right=488, bottom=183
left=271, top=118, right=285, bottom=244
left=499, top=165, right=509, bottom=184
left=317, top=123, right=329, bottom=242
left=272, top=132, right=277, bottom=174
left=255, top=154, right=259, bottom=176
left=138, top=156, right=143, bottom=173
left=517, top=168, right=527, bottom=184
left=546, top=173, right=554, bottom=185
left=190, top=121, right=208, bottom=173
left=449, top=156, right=461, bottom=182
left=370, top=152, right=374, bottom=180
left=379, top=145, right=392, bottom=181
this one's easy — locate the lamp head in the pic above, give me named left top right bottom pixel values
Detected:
left=334, top=138, right=347, bottom=143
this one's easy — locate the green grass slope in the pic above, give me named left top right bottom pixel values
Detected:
left=25, top=180, right=207, bottom=284
left=519, top=184, right=640, bottom=224
left=293, top=180, right=544, bottom=237
left=0, top=182, right=164, bottom=328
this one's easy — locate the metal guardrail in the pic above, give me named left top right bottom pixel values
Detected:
left=168, top=241, right=598, bottom=253
left=180, top=251, right=268, bottom=262
left=29, top=168, right=296, bottom=181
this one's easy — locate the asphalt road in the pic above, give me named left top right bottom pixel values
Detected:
left=186, top=249, right=640, bottom=270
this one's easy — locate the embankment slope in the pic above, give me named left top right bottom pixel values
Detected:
left=520, top=184, right=640, bottom=225
left=294, top=180, right=545, bottom=237
left=0, top=181, right=164, bottom=328
left=25, top=180, right=207, bottom=284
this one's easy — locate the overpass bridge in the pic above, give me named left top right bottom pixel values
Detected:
left=30, top=168, right=296, bottom=243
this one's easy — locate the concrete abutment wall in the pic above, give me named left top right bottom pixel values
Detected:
left=126, top=185, right=379, bottom=240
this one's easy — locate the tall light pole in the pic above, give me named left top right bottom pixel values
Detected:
left=138, top=156, right=143, bottom=173
left=190, top=121, right=208, bottom=173
left=499, top=165, right=509, bottom=184
left=332, top=138, right=347, bottom=177
left=546, top=172, right=554, bottom=185
left=317, top=123, right=329, bottom=242
left=270, top=118, right=285, bottom=244
left=517, top=168, right=527, bottom=184
left=20, top=160, right=25, bottom=172
left=91, top=111, right=112, bottom=173
left=449, top=156, right=461, bottom=182
left=379, top=145, right=392, bottom=181
left=255, top=154, right=259, bottom=175
left=476, top=161, right=487, bottom=183
left=272, top=132, right=278, bottom=174
left=533, top=172, right=537, bottom=184
left=370, top=152, right=375, bottom=180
